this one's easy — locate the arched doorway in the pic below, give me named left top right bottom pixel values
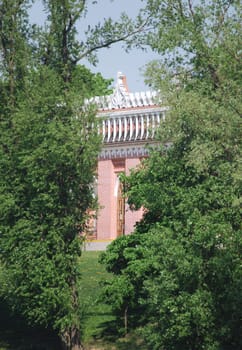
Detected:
left=117, top=180, right=125, bottom=237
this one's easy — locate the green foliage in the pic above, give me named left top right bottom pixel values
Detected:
left=71, top=65, right=113, bottom=97
left=137, top=224, right=242, bottom=350
left=101, top=1, right=242, bottom=349
left=100, top=233, right=154, bottom=334
left=0, top=251, right=147, bottom=349
left=0, top=1, right=132, bottom=349
left=34, top=0, right=148, bottom=73
left=0, top=65, right=100, bottom=341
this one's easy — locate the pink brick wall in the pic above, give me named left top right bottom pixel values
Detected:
left=96, top=157, right=144, bottom=240
left=97, top=159, right=116, bottom=240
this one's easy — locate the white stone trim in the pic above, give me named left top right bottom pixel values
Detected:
left=99, top=143, right=151, bottom=160
left=135, top=116, right=139, bottom=139
left=87, top=90, right=160, bottom=111
left=113, top=118, right=117, bottom=142
left=114, top=175, right=119, bottom=197
left=99, top=110, right=166, bottom=144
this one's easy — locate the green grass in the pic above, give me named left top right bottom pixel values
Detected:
left=79, top=251, right=115, bottom=343
left=80, top=251, right=147, bottom=350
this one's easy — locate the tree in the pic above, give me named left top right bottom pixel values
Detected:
left=0, top=0, right=30, bottom=105
left=0, top=67, right=102, bottom=349
left=0, top=1, right=147, bottom=349
left=100, top=1, right=242, bottom=349
left=100, top=232, right=152, bottom=335
left=34, top=0, right=149, bottom=82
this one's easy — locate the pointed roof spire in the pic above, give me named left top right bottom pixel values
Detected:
left=85, top=71, right=159, bottom=110
left=110, top=72, right=129, bottom=107
left=116, top=71, right=129, bottom=93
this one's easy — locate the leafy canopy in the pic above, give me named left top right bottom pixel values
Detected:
left=0, top=0, right=145, bottom=349
left=101, top=1, right=242, bottom=349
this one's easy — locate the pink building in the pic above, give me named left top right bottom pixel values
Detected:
left=89, top=73, right=167, bottom=241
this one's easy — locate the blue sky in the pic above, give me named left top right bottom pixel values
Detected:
left=29, top=0, right=159, bottom=92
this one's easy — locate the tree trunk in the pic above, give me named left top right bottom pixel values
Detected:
left=61, top=326, right=85, bottom=350
left=124, top=306, right=128, bottom=336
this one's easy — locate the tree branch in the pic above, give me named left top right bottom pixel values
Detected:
left=66, top=1, right=86, bottom=35
left=211, top=0, right=233, bottom=45
left=187, top=0, right=194, bottom=18
left=177, top=0, right=185, bottom=18
left=72, top=17, right=150, bottom=64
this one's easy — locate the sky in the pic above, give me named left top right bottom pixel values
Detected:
left=29, top=0, right=159, bottom=92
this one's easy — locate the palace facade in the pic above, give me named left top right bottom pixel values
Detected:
left=89, top=72, right=167, bottom=240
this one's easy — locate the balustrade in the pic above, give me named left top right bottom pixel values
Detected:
left=99, top=112, right=162, bottom=144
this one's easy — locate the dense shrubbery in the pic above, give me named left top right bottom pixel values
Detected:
left=100, top=1, right=242, bottom=349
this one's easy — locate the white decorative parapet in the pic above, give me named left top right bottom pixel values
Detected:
left=99, top=110, right=166, bottom=143
left=88, top=90, right=159, bottom=110
left=85, top=72, right=167, bottom=146
left=85, top=72, right=160, bottom=110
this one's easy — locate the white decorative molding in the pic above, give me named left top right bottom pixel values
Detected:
left=87, top=90, right=160, bottom=110
left=99, top=144, right=151, bottom=160
left=99, top=110, right=166, bottom=144
left=85, top=72, right=161, bottom=111
left=111, top=72, right=130, bottom=108
left=83, top=72, right=169, bottom=156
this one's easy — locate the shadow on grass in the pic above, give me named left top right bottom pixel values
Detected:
left=94, top=319, right=121, bottom=341
left=0, top=299, right=60, bottom=350
left=114, top=335, right=147, bottom=350
left=90, top=319, right=147, bottom=350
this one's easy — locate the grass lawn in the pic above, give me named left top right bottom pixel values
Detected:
left=80, top=251, right=147, bottom=350
left=79, top=251, right=115, bottom=343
